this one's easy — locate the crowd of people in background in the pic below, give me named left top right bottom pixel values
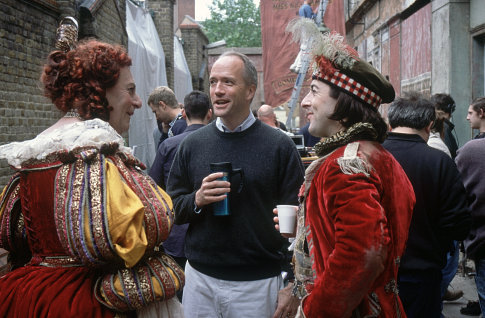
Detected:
left=3, top=11, right=485, bottom=318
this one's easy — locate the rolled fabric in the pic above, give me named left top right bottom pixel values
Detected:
left=95, top=253, right=185, bottom=312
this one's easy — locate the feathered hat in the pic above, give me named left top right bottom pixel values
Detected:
left=287, top=18, right=395, bottom=108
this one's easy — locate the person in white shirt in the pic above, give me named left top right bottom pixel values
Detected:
left=428, top=110, right=452, bottom=157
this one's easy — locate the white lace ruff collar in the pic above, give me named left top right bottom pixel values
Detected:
left=0, top=119, right=132, bottom=167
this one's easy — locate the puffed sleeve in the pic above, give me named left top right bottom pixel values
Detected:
left=104, top=160, right=149, bottom=267
left=0, top=174, right=22, bottom=251
left=55, top=150, right=183, bottom=311
left=54, top=150, right=173, bottom=268
left=0, top=173, right=31, bottom=270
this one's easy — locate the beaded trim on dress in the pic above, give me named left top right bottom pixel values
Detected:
left=0, top=118, right=131, bottom=167
left=63, top=109, right=82, bottom=119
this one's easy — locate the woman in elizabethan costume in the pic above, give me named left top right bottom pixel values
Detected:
left=277, top=19, right=416, bottom=317
left=0, top=18, right=184, bottom=317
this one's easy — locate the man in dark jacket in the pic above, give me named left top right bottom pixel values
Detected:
left=149, top=91, right=212, bottom=190
left=298, top=122, right=319, bottom=147
left=431, top=93, right=458, bottom=158
left=149, top=90, right=212, bottom=301
left=167, top=52, right=304, bottom=318
left=431, top=93, right=466, bottom=304
left=148, top=86, right=187, bottom=149
left=383, top=92, right=471, bottom=318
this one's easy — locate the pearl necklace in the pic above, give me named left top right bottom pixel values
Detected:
left=64, top=109, right=82, bottom=119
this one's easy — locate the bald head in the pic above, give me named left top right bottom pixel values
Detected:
left=258, top=104, right=274, bottom=117
left=258, top=105, right=277, bottom=128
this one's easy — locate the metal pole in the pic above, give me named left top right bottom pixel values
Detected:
left=285, top=37, right=313, bottom=129
left=285, top=0, right=329, bottom=130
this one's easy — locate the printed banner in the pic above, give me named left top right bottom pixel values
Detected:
left=261, top=0, right=345, bottom=108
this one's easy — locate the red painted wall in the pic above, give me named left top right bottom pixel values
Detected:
left=400, top=3, right=431, bottom=81
left=389, top=19, right=401, bottom=96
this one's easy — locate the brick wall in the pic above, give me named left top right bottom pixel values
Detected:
left=180, top=25, right=209, bottom=92
left=56, top=0, right=76, bottom=16
left=94, top=0, right=128, bottom=45
left=148, top=0, right=175, bottom=88
left=0, top=0, right=127, bottom=187
left=0, top=0, right=60, bottom=186
left=176, top=0, right=194, bottom=30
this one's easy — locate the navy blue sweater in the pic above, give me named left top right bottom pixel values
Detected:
left=383, top=132, right=471, bottom=272
left=167, top=120, right=304, bottom=280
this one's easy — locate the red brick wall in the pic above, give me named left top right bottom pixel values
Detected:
left=177, top=0, right=194, bottom=27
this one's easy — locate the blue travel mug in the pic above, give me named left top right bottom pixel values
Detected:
left=209, top=162, right=244, bottom=216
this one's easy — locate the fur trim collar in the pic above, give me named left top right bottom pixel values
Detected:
left=0, top=119, right=131, bottom=167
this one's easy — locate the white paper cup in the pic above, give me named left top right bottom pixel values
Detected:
left=277, top=205, right=297, bottom=234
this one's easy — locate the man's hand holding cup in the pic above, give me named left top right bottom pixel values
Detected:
left=273, top=205, right=298, bottom=238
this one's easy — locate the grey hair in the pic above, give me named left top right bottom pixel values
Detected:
left=219, top=51, right=258, bottom=88
left=388, top=92, right=436, bottom=130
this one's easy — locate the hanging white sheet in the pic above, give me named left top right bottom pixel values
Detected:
left=126, top=1, right=194, bottom=170
left=126, top=0, right=167, bottom=170
left=173, top=36, right=193, bottom=103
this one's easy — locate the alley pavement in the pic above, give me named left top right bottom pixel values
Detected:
left=0, top=249, right=482, bottom=317
left=443, top=256, right=481, bottom=318
left=443, top=275, right=480, bottom=317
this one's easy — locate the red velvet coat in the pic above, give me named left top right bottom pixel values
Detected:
left=302, top=141, right=415, bottom=317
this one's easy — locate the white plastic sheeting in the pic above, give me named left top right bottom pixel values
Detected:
left=173, top=36, right=193, bottom=103
left=126, top=0, right=195, bottom=169
left=126, top=0, right=166, bottom=169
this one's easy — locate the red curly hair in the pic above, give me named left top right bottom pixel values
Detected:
left=41, top=39, right=132, bottom=121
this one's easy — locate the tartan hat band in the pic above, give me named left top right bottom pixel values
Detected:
left=286, top=18, right=395, bottom=106
left=314, top=70, right=382, bottom=108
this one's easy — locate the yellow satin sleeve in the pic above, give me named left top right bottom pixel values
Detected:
left=91, top=160, right=183, bottom=310
left=104, top=160, right=148, bottom=268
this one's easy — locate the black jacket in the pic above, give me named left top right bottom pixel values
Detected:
left=443, top=120, right=458, bottom=159
left=383, top=132, right=471, bottom=273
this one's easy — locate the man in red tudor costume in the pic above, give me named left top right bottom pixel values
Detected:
left=279, top=19, right=416, bottom=318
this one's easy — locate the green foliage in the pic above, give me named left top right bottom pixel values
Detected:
left=202, top=0, right=261, bottom=47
